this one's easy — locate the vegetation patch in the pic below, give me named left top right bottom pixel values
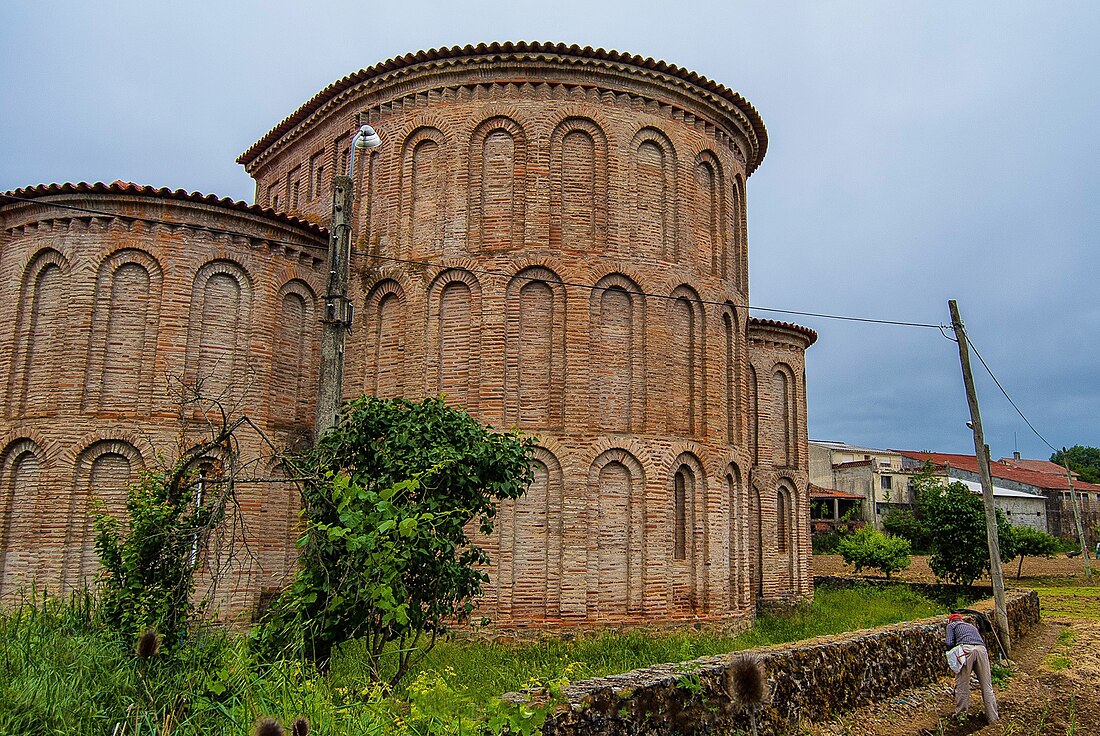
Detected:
left=1035, top=587, right=1100, bottom=619
left=0, top=585, right=945, bottom=734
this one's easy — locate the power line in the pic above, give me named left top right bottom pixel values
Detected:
left=1, top=190, right=944, bottom=329
left=5, top=191, right=1069, bottom=453
left=348, top=249, right=944, bottom=329
left=962, top=330, right=1059, bottom=454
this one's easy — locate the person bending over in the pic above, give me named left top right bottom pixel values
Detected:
left=946, top=612, right=998, bottom=723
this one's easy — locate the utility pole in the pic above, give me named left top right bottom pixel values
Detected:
left=315, top=124, right=381, bottom=440
left=948, top=299, right=1011, bottom=655
left=1061, top=448, right=1092, bottom=580
left=315, top=174, right=354, bottom=437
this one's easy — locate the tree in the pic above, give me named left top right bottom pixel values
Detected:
left=881, top=462, right=937, bottom=554
left=836, top=526, right=912, bottom=579
left=881, top=507, right=933, bottom=555
left=1050, top=446, right=1100, bottom=484
left=263, top=396, right=535, bottom=684
left=1010, top=526, right=1061, bottom=580
left=921, top=480, right=1017, bottom=587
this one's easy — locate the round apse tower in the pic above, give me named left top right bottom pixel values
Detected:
left=240, top=42, right=816, bottom=627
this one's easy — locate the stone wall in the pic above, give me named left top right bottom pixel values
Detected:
left=535, top=587, right=1039, bottom=735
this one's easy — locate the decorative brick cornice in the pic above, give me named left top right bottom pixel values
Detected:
left=1, top=182, right=327, bottom=263
left=2, top=182, right=327, bottom=240
left=238, top=41, right=767, bottom=175
left=747, top=317, right=818, bottom=348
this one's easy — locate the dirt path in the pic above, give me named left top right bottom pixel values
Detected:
left=798, top=557, right=1100, bottom=735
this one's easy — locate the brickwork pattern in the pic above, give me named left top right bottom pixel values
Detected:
left=0, top=186, right=326, bottom=616
left=241, top=46, right=816, bottom=625
left=0, top=45, right=817, bottom=627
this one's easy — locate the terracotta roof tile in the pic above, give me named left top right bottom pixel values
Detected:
left=896, top=451, right=1100, bottom=493
left=832, top=459, right=873, bottom=469
left=998, top=458, right=1078, bottom=477
left=238, top=41, right=768, bottom=174
left=747, top=316, right=819, bottom=345
left=809, top=484, right=863, bottom=500
left=2, top=181, right=327, bottom=237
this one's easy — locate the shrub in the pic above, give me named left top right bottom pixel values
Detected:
left=836, top=526, right=912, bottom=579
left=95, top=464, right=225, bottom=645
left=812, top=531, right=845, bottom=554
left=260, top=396, right=535, bottom=685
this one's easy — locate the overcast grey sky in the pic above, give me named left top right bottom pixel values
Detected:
left=2, top=1, right=1097, bottom=460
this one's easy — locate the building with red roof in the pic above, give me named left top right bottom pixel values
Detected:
left=896, top=451, right=1100, bottom=538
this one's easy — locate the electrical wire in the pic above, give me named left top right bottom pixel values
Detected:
left=962, top=330, right=1059, bottom=454
left=4, top=190, right=1075, bottom=457
left=348, top=249, right=943, bottom=328
left=0, top=192, right=944, bottom=330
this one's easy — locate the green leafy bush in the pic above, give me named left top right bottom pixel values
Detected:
left=812, top=530, right=845, bottom=554
left=836, top=526, right=912, bottom=579
left=260, top=396, right=535, bottom=685
left=881, top=507, right=934, bottom=554
left=95, top=463, right=224, bottom=645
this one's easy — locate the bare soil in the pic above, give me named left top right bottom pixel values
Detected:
left=812, top=553, right=1097, bottom=584
left=796, top=556, right=1100, bottom=735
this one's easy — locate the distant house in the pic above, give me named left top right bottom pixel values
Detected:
left=897, top=451, right=1100, bottom=537
left=808, top=484, right=864, bottom=535
left=809, top=441, right=925, bottom=529
left=810, top=441, right=1077, bottom=535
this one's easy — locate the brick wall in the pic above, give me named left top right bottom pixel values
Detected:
left=238, top=44, right=817, bottom=625
left=0, top=44, right=818, bottom=627
left=0, top=184, right=326, bottom=618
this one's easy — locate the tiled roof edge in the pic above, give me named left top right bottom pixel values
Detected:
left=237, top=41, right=768, bottom=173
left=748, top=316, right=818, bottom=345
left=3, top=181, right=327, bottom=238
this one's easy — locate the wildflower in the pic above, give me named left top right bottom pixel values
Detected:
left=136, top=628, right=161, bottom=659
left=253, top=718, right=284, bottom=736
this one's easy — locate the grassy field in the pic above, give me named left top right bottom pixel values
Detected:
left=0, top=584, right=944, bottom=735
left=1026, top=578, right=1100, bottom=620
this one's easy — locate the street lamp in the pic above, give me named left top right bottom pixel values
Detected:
left=348, top=124, right=382, bottom=178
left=315, top=123, right=383, bottom=438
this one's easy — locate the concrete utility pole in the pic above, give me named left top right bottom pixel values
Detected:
left=948, top=299, right=1011, bottom=655
left=1061, top=448, right=1093, bottom=580
left=315, top=124, right=382, bottom=439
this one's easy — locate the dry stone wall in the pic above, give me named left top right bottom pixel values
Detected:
left=535, top=587, right=1039, bottom=735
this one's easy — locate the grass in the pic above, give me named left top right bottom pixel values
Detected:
left=1030, top=583, right=1100, bottom=619
left=340, top=584, right=945, bottom=713
left=1045, top=627, right=1077, bottom=672
left=0, top=584, right=945, bottom=735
